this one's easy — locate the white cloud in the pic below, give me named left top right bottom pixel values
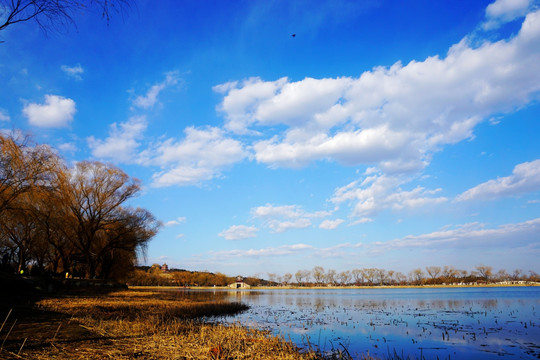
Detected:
left=483, top=0, right=533, bottom=29
left=87, top=116, right=147, bottom=163
left=0, top=109, right=10, bottom=122
left=268, top=218, right=312, bottom=233
left=210, top=243, right=314, bottom=258
left=213, top=77, right=289, bottom=134
left=165, top=217, right=187, bottom=227
left=150, top=126, right=246, bottom=187
left=133, top=71, right=180, bottom=109
left=23, top=95, right=76, bottom=128
left=312, top=242, right=364, bottom=259
left=252, top=203, right=331, bottom=219
left=378, top=217, right=540, bottom=251
left=331, top=170, right=447, bottom=221
left=219, top=225, right=258, bottom=240
left=319, top=218, right=345, bottom=230
left=198, top=218, right=540, bottom=265
left=215, top=9, right=540, bottom=172
left=252, top=204, right=304, bottom=219
left=57, top=142, right=77, bottom=153
left=252, top=203, right=331, bottom=233
left=61, top=64, right=84, bottom=80
left=456, top=159, right=540, bottom=201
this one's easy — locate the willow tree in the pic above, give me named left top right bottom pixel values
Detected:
left=0, top=133, right=58, bottom=215
left=96, top=207, right=160, bottom=280
left=0, top=193, right=37, bottom=274
left=0, top=134, right=64, bottom=273
left=60, top=161, right=154, bottom=279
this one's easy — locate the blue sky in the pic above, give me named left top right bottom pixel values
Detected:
left=1, top=0, right=539, bottom=277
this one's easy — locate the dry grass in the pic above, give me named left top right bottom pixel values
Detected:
left=1, top=290, right=330, bottom=359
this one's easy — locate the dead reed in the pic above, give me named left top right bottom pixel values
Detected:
left=2, top=290, right=332, bottom=359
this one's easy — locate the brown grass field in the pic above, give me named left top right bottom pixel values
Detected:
left=0, top=289, right=357, bottom=359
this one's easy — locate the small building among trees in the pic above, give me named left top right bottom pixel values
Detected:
left=229, top=275, right=250, bottom=289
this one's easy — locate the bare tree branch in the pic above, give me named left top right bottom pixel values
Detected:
left=0, top=0, right=132, bottom=36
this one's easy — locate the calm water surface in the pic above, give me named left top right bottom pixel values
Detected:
left=180, top=287, right=540, bottom=359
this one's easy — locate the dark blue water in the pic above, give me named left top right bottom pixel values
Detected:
left=191, top=287, right=540, bottom=359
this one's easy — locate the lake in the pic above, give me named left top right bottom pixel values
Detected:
left=179, top=287, right=540, bottom=359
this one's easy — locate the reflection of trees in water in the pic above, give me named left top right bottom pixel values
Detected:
left=481, top=299, right=498, bottom=309
left=213, top=288, right=540, bottom=360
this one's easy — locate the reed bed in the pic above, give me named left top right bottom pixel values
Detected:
left=1, top=290, right=337, bottom=359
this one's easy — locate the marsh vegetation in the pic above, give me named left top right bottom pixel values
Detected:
left=205, top=287, right=540, bottom=359
left=0, top=289, right=345, bottom=359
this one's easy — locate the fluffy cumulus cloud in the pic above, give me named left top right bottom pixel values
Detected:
left=61, top=64, right=84, bottom=80
left=215, top=9, right=540, bottom=172
left=331, top=169, right=447, bottom=222
left=150, top=126, right=246, bottom=187
left=213, top=77, right=289, bottom=134
left=252, top=203, right=332, bottom=232
left=483, top=0, right=533, bottom=29
left=219, top=225, right=258, bottom=240
left=133, top=71, right=180, bottom=109
left=456, top=159, right=540, bottom=201
left=87, top=116, right=147, bottom=163
left=22, top=95, right=76, bottom=128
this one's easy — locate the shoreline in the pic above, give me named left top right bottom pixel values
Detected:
left=130, top=282, right=540, bottom=291
left=0, top=288, right=328, bottom=359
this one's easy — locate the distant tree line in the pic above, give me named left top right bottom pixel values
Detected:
left=269, top=265, right=539, bottom=287
left=0, top=133, right=160, bottom=281
left=127, top=265, right=273, bottom=287
left=127, top=264, right=539, bottom=288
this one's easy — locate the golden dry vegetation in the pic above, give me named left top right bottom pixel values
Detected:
left=0, top=290, right=345, bottom=359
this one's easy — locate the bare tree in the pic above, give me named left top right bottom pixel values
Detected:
left=425, top=266, right=441, bottom=280
left=441, top=265, right=458, bottom=282
left=351, top=268, right=365, bottom=285
left=0, top=133, right=59, bottom=215
left=495, top=269, right=510, bottom=282
left=364, top=268, right=377, bottom=285
left=511, top=269, right=523, bottom=281
left=266, top=273, right=277, bottom=283
left=475, top=265, right=493, bottom=283
left=312, top=266, right=325, bottom=285
left=0, top=194, right=36, bottom=274
left=1, top=136, right=158, bottom=280
left=338, top=270, right=351, bottom=285
left=294, top=270, right=303, bottom=284
left=282, top=273, right=292, bottom=285
left=375, top=268, right=387, bottom=285
left=386, top=270, right=395, bottom=285
left=60, top=161, right=142, bottom=278
left=325, top=269, right=337, bottom=285
left=96, top=207, right=159, bottom=280
left=394, top=271, right=407, bottom=285
left=295, top=269, right=311, bottom=284
left=0, top=0, right=132, bottom=35
left=409, top=268, right=425, bottom=285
